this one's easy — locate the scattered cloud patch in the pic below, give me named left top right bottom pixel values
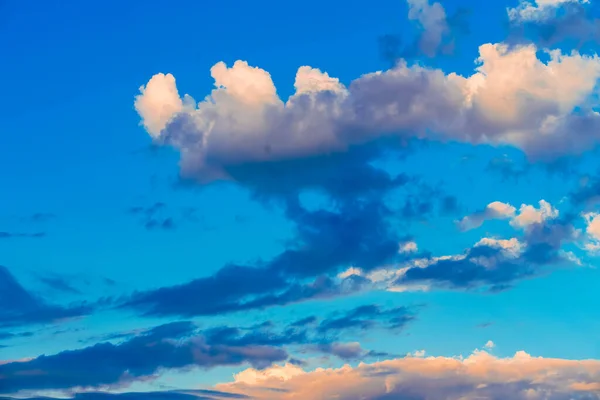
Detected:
left=508, top=0, right=589, bottom=22
left=0, top=266, right=93, bottom=328
left=457, top=201, right=516, bottom=231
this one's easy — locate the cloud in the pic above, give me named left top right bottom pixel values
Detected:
left=346, top=210, right=578, bottom=292
left=1, top=304, right=418, bottom=394
left=134, top=73, right=185, bottom=137
left=0, top=232, right=45, bottom=239
left=37, top=274, right=82, bottom=295
left=316, top=304, right=416, bottom=334
left=457, top=199, right=558, bottom=231
left=215, top=349, right=600, bottom=400
left=135, top=42, right=600, bottom=183
left=484, top=340, right=495, bottom=349
left=22, top=213, right=56, bottom=223
left=398, top=218, right=578, bottom=290
left=0, top=266, right=93, bottom=328
left=127, top=202, right=175, bottom=231
left=0, top=321, right=288, bottom=394
left=119, top=176, right=410, bottom=318
left=507, top=0, right=600, bottom=47
left=399, top=241, right=418, bottom=254
left=312, top=342, right=390, bottom=361
left=232, top=362, right=305, bottom=386
left=510, top=200, right=559, bottom=228
left=0, top=390, right=248, bottom=400
left=582, top=212, right=600, bottom=253
left=406, top=0, right=450, bottom=56
left=508, top=0, right=589, bottom=22
left=456, top=201, right=516, bottom=231
left=380, top=0, right=470, bottom=64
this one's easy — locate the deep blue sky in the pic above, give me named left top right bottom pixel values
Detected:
left=1, top=0, right=600, bottom=398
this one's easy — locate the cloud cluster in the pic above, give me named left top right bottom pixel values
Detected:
left=135, top=41, right=600, bottom=183
left=0, top=321, right=287, bottom=394
left=343, top=201, right=579, bottom=292
left=216, top=349, right=600, bottom=400
left=0, top=304, right=416, bottom=394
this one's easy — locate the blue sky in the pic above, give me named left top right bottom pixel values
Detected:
left=1, top=0, right=600, bottom=399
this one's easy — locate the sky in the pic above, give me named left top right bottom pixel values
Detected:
left=1, top=0, right=600, bottom=398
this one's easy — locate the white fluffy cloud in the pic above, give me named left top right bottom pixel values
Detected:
left=216, top=349, right=600, bottom=400
left=510, top=200, right=559, bottom=228
left=134, top=73, right=184, bottom=137
left=135, top=41, right=600, bottom=182
left=399, top=240, right=418, bottom=253
left=457, top=201, right=516, bottom=231
left=458, top=199, right=558, bottom=231
left=508, top=0, right=590, bottom=22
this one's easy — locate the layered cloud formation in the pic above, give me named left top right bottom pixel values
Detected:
left=216, top=350, right=600, bottom=400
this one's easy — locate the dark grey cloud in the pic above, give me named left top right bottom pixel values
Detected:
left=118, top=142, right=421, bottom=319
left=0, top=321, right=287, bottom=394
left=1, top=303, right=417, bottom=394
left=317, top=304, right=416, bottom=334
left=0, top=265, right=93, bottom=328
left=0, top=389, right=248, bottom=400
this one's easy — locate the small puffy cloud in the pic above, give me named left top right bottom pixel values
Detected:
left=484, top=340, right=495, bottom=349
left=233, top=362, right=305, bottom=385
left=459, top=200, right=559, bottom=231
left=475, top=237, right=523, bottom=257
left=135, top=43, right=600, bottom=183
left=406, top=0, right=449, bottom=56
left=508, top=0, right=589, bottom=22
left=217, top=349, right=600, bottom=400
left=134, top=73, right=184, bottom=137
left=399, top=240, right=418, bottom=253
left=511, top=200, right=559, bottom=228
left=408, top=349, right=427, bottom=357
left=583, top=212, right=600, bottom=253
left=457, top=201, right=516, bottom=231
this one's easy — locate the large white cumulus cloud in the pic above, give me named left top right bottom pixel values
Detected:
left=215, top=350, right=600, bottom=400
left=134, top=43, right=600, bottom=181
